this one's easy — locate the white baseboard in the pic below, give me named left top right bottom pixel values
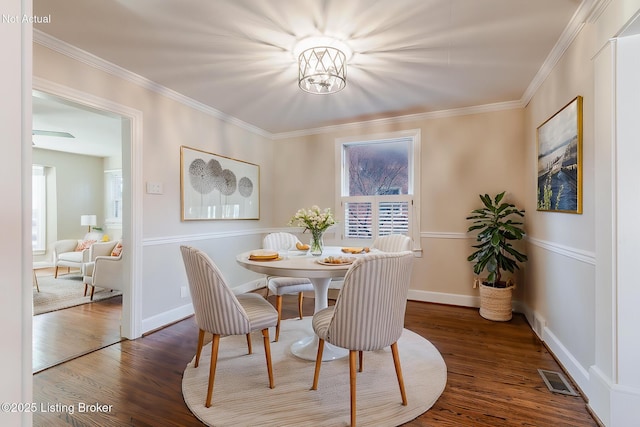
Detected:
left=141, top=278, right=266, bottom=334
left=542, top=326, right=590, bottom=395
left=407, top=289, right=479, bottom=307
left=610, top=383, right=640, bottom=426
left=141, top=303, right=194, bottom=335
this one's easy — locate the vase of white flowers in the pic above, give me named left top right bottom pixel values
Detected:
left=289, top=205, right=336, bottom=256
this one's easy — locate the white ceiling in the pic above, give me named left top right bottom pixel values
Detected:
left=33, top=0, right=593, bottom=141
left=32, top=91, right=122, bottom=158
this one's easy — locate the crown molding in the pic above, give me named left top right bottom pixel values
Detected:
left=271, top=100, right=523, bottom=140
left=35, top=0, right=600, bottom=144
left=33, top=30, right=272, bottom=139
left=521, top=0, right=604, bottom=106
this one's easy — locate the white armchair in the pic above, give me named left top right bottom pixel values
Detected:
left=53, top=239, right=92, bottom=278
left=82, top=241, right=124, bottom=300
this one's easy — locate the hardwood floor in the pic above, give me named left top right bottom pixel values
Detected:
left=33, top=293, right=599, bottom=426
left=32, top=269, right=123, bottom=373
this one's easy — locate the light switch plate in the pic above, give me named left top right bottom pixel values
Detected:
left=146, top=182, right=163, bottom=194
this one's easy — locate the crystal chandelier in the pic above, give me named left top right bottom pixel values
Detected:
left=295, top=37, right=351, bottom=95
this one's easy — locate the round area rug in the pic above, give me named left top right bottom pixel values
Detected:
left=182, top=317, right=447, bottom=427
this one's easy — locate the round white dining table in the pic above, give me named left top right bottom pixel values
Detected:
left=236, top=246, right=366, bottom=361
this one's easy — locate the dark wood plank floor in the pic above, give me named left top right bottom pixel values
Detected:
left=33, top=293, right=599, bottom=426
left=33, top=269, right=122, bottom=373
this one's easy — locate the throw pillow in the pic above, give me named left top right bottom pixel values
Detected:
left=75, top=239, right=96, bottom=251
left=111, top=242, right=123, bottom=257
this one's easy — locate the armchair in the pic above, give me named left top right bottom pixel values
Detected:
left=82, top=241, right=124, bottom=300
left=53, top=239, right=92, bottom=278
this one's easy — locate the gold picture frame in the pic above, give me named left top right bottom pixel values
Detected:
left=536, top=96, right=583, bottom=214
left=180, top=146, right=260, bottom=220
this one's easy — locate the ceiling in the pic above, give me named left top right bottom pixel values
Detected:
left=33, top=0, right=593, bottom=140
left=32, top=91, right=122, bottom=158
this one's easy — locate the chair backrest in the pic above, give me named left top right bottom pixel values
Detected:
left=372, top=234, right=412, bottom=252
left=89, top=241, right=119, bottom=260
left=263, top=232, right=300, bottom=250
left=327, top=252, right=414, bottom=351
left=180, top=245, right=252, bottom=335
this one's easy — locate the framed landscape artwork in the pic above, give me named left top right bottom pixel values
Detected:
left=180, top=146, right=259, bottom=220
left=536, top=96, right=583, bottom=214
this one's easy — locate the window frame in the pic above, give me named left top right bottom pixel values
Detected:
left=32, top=165, right=47, bottom=254
left=334, top=129, right=421, bottom=251
left=104, top=169, right=123, bottom=228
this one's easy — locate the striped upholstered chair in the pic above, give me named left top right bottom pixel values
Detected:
left=371, top=233, right=412, bottom=253
left=180, top=245, right=278, bottom=408
left=311, top=251, right=414, bottom=426
left=263, top=232, right=314, bottom=341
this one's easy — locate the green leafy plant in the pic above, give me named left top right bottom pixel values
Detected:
left=466, top=192, right=528, bottom=287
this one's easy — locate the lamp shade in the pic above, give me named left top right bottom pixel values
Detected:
left=80, top=215, right=97, bottom=227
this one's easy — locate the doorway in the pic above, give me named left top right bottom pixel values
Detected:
left=31, top=82, right=141, bottom=371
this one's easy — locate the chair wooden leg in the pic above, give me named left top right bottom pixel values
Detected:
left=205, top=334, right=220, bottom=408
left=311, top=339, right=325, bottom=390
left=358, top=350, right=363, bottom=372
left=54, top=266, right=59, bottom=278
left=83, top=283, right=88, bottom=296
left=350, top=350, right=358, bottom=427
left=391, top=342, right=407, bottom=406
left=297, top=292, right=304, bottom=319
left=275, top=295, right=283, bottom=342
left=195, top=329, right=205, bottom=368
left=246, top=333, right=253, bottom=354
left=90, top=285, right=96, bottom=300
left=262, top=328, right=274, bottom=389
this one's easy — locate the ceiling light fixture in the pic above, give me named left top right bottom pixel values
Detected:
left=294, top=37, right=351, bottom=95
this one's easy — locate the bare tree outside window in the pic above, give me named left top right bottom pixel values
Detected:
left=343, top=140, right=411, bottom=239
left=345, top=141, right=409, bottom=196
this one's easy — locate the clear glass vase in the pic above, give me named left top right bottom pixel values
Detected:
left=310, top=230, right=324, bottom=256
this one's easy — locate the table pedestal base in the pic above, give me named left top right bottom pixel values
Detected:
left=291, top=334, right=348, bottom=361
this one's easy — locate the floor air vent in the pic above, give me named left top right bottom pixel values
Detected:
left=538, top=369, right=578, bottom=396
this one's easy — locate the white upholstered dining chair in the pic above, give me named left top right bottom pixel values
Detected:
left=180, top=245, right=278, bottom=408
left=263, top=232, right=314, bottom=342
left=311, top=251, right=414, bottom=427
left=327, top=234, right=413, bottom=294
left=371, top=234, right=413, bottom=253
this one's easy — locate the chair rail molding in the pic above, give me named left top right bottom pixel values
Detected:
left=526, top=236, right=596, bottom=265
left=143, top=228, right=278, bottom=246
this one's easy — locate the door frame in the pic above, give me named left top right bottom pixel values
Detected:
left=33, top=77, right=143, bottom=339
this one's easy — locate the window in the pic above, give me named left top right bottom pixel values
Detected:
left=336, top=130, right=421, bottom=248
left=104, top=170, right=123, bottom=225
left=32, top=165, right=46, bottom=252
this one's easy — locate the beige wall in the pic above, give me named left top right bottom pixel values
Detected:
left=524, top=1, right=640, bottom=424
left=274, top=108, right=526, bottom=301
left=523, top=11, right=597, bottom=378
left=33, top=43, right=275, bottom=331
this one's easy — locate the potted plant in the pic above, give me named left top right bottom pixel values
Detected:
left=466, top=192, right=528, bottom=321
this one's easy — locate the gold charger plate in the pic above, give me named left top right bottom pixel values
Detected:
left=249, top=256, right=283, bottom=262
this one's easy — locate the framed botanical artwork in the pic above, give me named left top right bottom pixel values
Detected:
left=536, top=96, right=583, bottom=214
left=180, top=146, right=259, bottom=220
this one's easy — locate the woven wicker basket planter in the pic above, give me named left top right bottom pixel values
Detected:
left=479, top=282, right=513, bottom=321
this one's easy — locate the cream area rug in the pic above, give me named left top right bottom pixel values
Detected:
left=182, top=317, right=447, bottom=427
left=33, top=274, right=122, bottom=315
